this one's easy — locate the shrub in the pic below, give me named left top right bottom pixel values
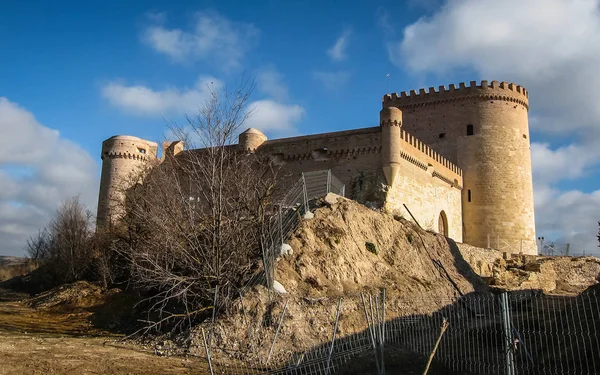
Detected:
left=365, top=242, right=377, bottom=255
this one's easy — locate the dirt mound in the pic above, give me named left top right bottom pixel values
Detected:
left=28, top=281, right=111, bottom=309
left=276, top=194, right=486, bottom=299
left=193, top=195, right=488, bottom=365
left=23, top=281, right=139, bottom=333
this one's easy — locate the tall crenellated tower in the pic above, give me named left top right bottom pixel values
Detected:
left=380, top=106, right=403, bottom=186
left=96, top=135, right=158, bottom=229
left=383, top=80, right=536, bottom=253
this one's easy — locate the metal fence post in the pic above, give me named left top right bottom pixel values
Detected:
left=278, top=205, right=283, bottom=245
left=301, top=173, right=309, bottom=213
left=500, top=293, right=516, bottom=375
left=325, top=298, right=343, bottom=375
left=266, top=300, right=289, bottom=366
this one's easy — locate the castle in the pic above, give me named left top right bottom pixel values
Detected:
left=96, top=80, right=536, bottom=255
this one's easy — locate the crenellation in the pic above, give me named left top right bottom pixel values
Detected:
left=481, top=80, right=488, bottom=88
left=429, top=87, right=436, bottom=94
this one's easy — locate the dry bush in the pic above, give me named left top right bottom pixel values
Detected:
left=26, top=196, right=95, bottom=285
left=113, top=79, right=280, bottom=333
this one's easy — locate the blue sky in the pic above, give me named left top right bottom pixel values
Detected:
left=1, top=0, right=599, bottom=256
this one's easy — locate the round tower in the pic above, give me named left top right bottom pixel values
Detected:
left=238, top=128, right=267, bottom=152
left=383, top=81, right=536, bottom=254
left=380, top=107, right=403, bottom=186
left=97, top=135, right=158, bottom=229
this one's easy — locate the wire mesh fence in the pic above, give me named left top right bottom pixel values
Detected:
left=204, top=289, right=600, bottom=375
left=247, top=170, right=345, bottom=290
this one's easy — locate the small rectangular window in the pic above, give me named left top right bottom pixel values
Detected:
left=467, top=125, right=474, bottom=136
left=468, top=189, right=472, bottom=202
left=439, top=133, right=446, bottom=139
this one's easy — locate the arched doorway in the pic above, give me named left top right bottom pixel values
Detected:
left=438, top=210, right=448, bottom=237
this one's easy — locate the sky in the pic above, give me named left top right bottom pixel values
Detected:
left=1, top=0, right=599, bottom=257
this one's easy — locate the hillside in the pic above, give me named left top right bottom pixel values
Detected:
left=194, top=194, right=489, bottom=366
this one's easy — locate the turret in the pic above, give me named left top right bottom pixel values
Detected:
left=238, top=128, right=267, bottom=152
left=96, top=135, right=158, bottom=229
left=161, top=140, right=184, bottom=161
left=380, top=107, right=403, bottom=186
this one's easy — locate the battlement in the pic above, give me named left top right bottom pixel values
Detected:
left=100, top=135, right=158, bottom=161
left=399, top=129, right=462, bottom=186
left=383, top=80, right=529, bottom=110
left=103, top=150, right=151, bottom=161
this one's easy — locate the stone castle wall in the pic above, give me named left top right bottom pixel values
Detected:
left=383, top=80, right=536, bottom=253
left=96, top=79, right=535, bottom=254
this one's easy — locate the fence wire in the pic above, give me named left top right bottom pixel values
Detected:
left=206, top=290, right=600, bottom=375
left=245, top=170, right=345, bottom=291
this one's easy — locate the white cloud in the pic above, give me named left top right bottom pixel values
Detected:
left=327, top=29, right=351, bottom=62
left=142, top=11, right=259, bottom=70
left=256, top=68, right=289, bottom=100
left=313, top=71, right=351, bottom=91
left=392, top=0, right=600, bottom=136
left=244, top=100, right=305, bottom=135
left=101, top=76, right=222, bottom=116
left=0, top=98, right=98, bottom=256
left=393, top=0, right=600, bottom=254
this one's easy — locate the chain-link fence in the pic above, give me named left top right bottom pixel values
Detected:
left=248, top=170, right=345, bottom=290
left=203, top=289, right=600, bottom=375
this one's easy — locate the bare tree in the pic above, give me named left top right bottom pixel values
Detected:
left=26, top=196, right=94, bottom=284
left=114, top=79, right=280, bottom=332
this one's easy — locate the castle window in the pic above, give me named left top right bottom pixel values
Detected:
left=468, top=189, right=472, bottom=202
left=138, top=148, right=146, bottom=154
left=523, top=134, right=527, bottom=139
left=466, top=125, right=474, bottom=136
left=439, top=133, right=446, bottom=139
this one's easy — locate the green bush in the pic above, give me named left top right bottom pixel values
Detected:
left=365, top=242, right=377, bottom=255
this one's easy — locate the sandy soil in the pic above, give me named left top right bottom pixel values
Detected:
left=0, top=288, right=209, bottom=375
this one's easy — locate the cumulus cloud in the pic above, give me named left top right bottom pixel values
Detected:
left=244, top=100, right=305, bottom=135
left=313, top=71, right=351, bottom=91
left=327, top=29, right=351, bottom=62
left=256, top=68, right=289, bottom=100
left=393, top=0, right=600, bottom=254
left=142, top=11, right=259, bottom=70
left=102, top=70, right=305, bottom=136
left=0, top=98, right=98, bottom=256
left=101, top=76, right=222, bottom=116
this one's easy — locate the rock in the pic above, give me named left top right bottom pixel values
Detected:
left=272, top=280, right=287, bottom=294
left=323, top=193, right=347, bottom=206
left=280, top=243, right=293, bottom=256
left=303, top=211, right=314, bottom=220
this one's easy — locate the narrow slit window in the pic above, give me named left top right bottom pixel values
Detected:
left=467, top=124, right=474, bottom=136
left=439, top=133, right=446, bottom=139
left=468, top=189, right=472, bottom=202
